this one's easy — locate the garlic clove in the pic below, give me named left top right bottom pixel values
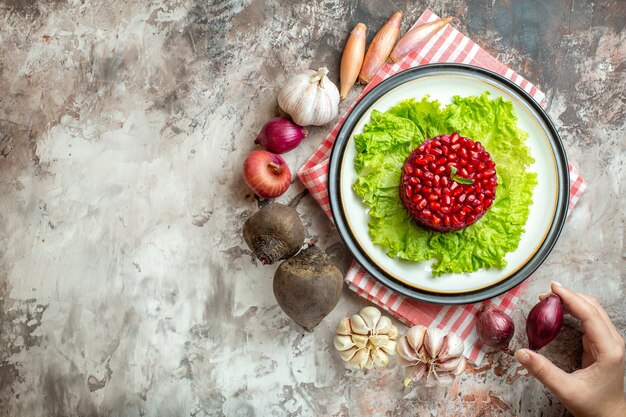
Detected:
left=438, top=332, right=465, bottom=361
left=380, top=339, right=396, bottom=356
left=349, top=313, right=371, bottom=335
left=453, top=356, right=467, bottom=375
left=424, top=327, right=446, bottom=359
left=369, top=334, right=390, bottom=348
left=351, top=334, right=369, bottom=349
left=374, top=316, right=393, bottom=335
left=396, top=353, right=417, bottom=367
left=350, top=347, right=370, bottom=368
left=339, top=346, right=359, bottom=362
left=359, top=306, right=382, bottom=330
left=371, top=348, right=390, bottom=367
left=387, top=324, right=399, bottom=340
left=334, top=335, right=355, bottom=351
left=336, top=318, right=352, bottom=336
left=396, top=337, right=419, bottom=362
left=405, top=325, right=427, bottom=351
left=435, top=356, right=463, bottom=373
left=405, top=362, right=427, bottom=381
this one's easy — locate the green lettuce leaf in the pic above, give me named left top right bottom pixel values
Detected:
left=352, top=92, right=537, bottom=276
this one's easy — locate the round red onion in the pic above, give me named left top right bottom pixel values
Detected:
left=255, top=117, right=307, bottom=154
left=526, top=294, right=564, bottom=351
left=476, top=304, right=515, bottom=354
left=242, top=150, right=291, bottom=199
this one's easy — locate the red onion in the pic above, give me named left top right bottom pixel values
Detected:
left=476, top=304, right=515, bottom=354
left=526, top=294, right=564, bottom=351
left=243, top=150, right=291, bottom=199
left=255, top=117, right=307, bottom=154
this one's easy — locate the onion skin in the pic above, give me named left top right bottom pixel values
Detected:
left=476, top=304, right=515, bottom=354
left=526, top=294, right=564, bottom=351
left=255, top=118, right=307, bottom=154
left=242, top=150, right=291, bottom=199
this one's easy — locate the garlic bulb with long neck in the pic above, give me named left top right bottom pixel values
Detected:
left=396, top=325, right=467, bottom=386
left=277, top=67, right=340, bottom=127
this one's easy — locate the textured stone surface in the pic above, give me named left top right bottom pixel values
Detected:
left=0, top=0, right=624, bottom=416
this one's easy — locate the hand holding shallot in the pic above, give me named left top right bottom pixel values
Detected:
left=514, top=283, right=626, bottom=417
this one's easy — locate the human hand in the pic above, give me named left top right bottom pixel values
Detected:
left=514, top=282, right=626, bottom=417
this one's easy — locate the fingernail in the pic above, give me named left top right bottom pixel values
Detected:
left=514, top=349, right=531, bottom=364
left=551, top=281, right=562, bottom=288
left=538, top=292, right=549, bottom=299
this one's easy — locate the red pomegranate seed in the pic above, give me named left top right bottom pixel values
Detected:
left=399, top=133, right=497, bottom=232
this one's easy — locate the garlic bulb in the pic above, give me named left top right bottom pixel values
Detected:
left=396, top=325, right=466, bottom=387
left=278, top=67, right=340, bottom=126
left=334, top=306, right=398, bottom=369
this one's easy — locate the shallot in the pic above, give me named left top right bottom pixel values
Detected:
left=339, top=23, right=367, bottom=100
left=358, top=11, right=402, bottom=84
left=476, top=304, right=515, bottom=354
left=389, top=17, right=452, bottom=63
left=526, top=294, right=564, bottom=351
left=255, top=118, right=307, bottom=154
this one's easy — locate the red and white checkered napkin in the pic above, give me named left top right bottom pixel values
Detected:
left=297, top=9, right=587, bottom=365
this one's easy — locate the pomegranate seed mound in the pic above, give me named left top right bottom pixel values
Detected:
left=399, top=132, right=498, bottom=232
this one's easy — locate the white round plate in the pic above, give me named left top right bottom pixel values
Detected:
left=328, top=64, right=569, bottom=304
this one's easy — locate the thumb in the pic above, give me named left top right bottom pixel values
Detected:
left=515, top=349, right=569, bottom=394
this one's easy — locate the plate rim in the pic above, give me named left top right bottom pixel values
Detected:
left=328, top=63, right=570, bottom=305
